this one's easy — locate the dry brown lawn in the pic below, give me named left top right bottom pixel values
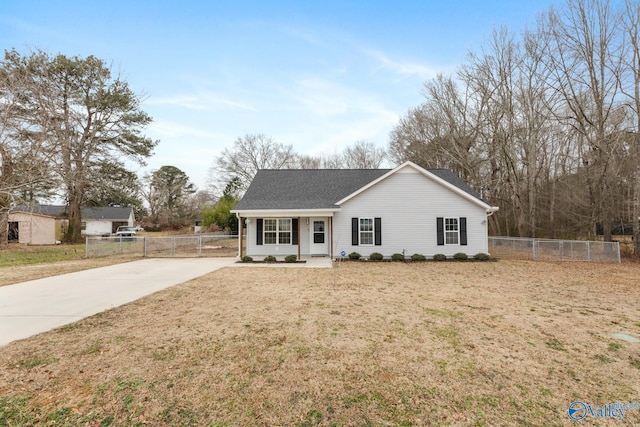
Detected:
left=1, top=260, right=639, bottom=426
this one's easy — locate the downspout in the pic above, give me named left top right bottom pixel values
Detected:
left=486, top=208, right=499, bottom=254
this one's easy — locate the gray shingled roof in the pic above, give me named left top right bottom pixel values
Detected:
left=233, top=167, right=485, bottom=211
left=234, top=169, right=389, bottom=210
left=428, top=169, right=484, bottom=201
left=81, top=207, right=133, bottom=220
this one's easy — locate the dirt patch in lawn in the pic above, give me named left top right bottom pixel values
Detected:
left=1, top=261, right=639, bottom=426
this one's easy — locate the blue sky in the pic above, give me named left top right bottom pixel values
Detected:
left=1, top=0, right=558, bottom=191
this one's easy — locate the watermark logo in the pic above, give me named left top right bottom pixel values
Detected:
left=568, top=401, right=640, bottom=421
left=568, top=401, right=588, bottom=421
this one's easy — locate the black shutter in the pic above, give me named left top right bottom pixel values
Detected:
left=292, top=218, right=299, bottom=245
left=374, top=217, right=382, bottom=246
left=460, top=217, right=467, bottom=246
left=436, top=217, right=444, bottom=246
left=256, top=218, right=263, bottom=245
left=352, top=218, right=359, bottom=246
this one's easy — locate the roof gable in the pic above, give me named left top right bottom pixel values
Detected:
left=336, top=162, right=493, bottom=210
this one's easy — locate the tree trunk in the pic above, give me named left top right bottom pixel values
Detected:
left=65, top=191, right=83, bottom=243
left=549, top=178, right=556, bottom=239
left=634, top=134, right=640, bottom=256
left=0, top=208, right=8, bottom=248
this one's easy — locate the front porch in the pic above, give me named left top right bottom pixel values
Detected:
left=236, top=214, right=334, bottom=260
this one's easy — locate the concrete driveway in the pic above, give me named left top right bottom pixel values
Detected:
left=0, top=258, right=235, bottom=347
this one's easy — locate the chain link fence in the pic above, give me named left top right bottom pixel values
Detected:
left=488, top=236, right=620, bottom=263
left=85, top=235, right=238, bottom=258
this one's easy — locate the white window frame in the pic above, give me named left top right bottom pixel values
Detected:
left=444, top=217, right=459, bottom=245
left=359, top=217, right=374, bottom=246
left=263, top=218, right=292, bottom=245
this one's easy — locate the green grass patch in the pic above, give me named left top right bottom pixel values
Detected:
left=18, top=354, right=59, bottom=369
left=608, top=342, right=623, bottom=352
left=0, top=395, right=35, bottom=426
left=0, top=244, right=86, bottom=267
left=544, top=338, right=566, bottom=352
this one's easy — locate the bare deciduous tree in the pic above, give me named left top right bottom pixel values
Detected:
left=541, top=0, right=625, bottom=240
left=342, top=140, right=387, bottom=168
left=211, top=134, right=297, bottom=193
left=621, top=0, right=640, bottom=255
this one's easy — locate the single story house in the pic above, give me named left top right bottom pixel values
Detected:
left=231, top=161, right=499, bottom=259
left=81, top=206, right=134, bottom=236
left=8, top=205, right=135, bottom=244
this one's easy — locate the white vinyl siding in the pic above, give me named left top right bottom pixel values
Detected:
left=333, top=166, right=489, bottom=257
left=83, top=220, right=113, bottom=236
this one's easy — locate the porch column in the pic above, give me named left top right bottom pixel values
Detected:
left=329, top=216, right=333, bottom=259
left=297, top=217, right=301, bottom=260
left=238, top=215, right=243, bottom=258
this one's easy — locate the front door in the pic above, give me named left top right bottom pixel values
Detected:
left=309, top=218, right=328, bottom=255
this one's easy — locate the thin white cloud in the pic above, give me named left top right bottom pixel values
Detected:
left=147, top=120, right=222, bottom=140
left=364, top=49, right=439, bottom=80
left=294, top=79, right=349, bottom=116
left=276, top=78, right=399, bottom=156
left=146, top=93, right=257, bottom=112
left=289, top=78, right=399, bottom=122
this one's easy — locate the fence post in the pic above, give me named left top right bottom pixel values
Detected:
left=616, top=242, right=621, bottom=263
left=198, top=235, right=202, bottom=257
left=533, top=240, right=537, bottom=260
left=144, top=236, right=147, bottom=257
left=560, top=241, right=564, bottom=261
left=171, top=236, right=175, bottom=257
left=587, top=241, right=590, bottom=262
left=85, top=237, right=89, bottom=258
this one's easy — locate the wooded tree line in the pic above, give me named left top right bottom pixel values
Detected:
left=390, top=0, right=640, bottom=255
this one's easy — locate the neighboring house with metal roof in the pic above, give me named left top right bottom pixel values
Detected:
left=231, top=161, right=499, bottom=259
left=8, top=205, right=134, bottom=244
